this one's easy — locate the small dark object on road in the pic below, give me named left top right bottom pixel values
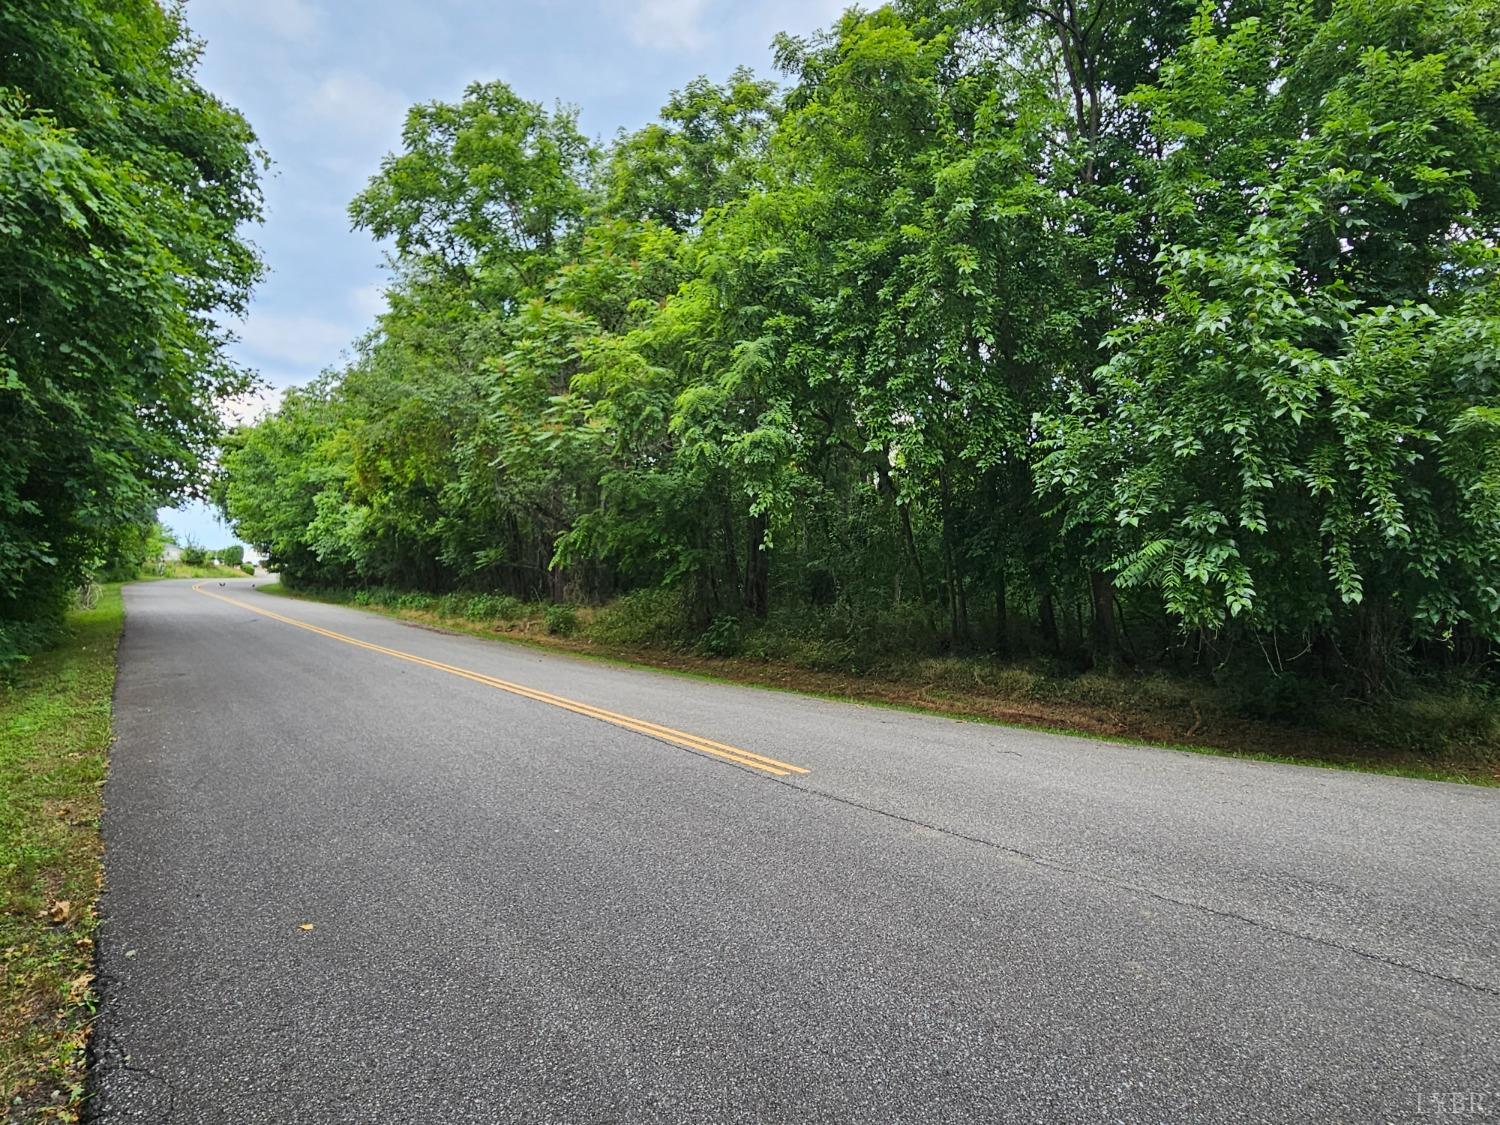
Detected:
left=218, top=582, right=225, bottom=587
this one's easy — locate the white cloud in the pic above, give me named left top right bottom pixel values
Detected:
left=613, top=0, right=852, bottom=59
left=306, top=71, right=409, bottom=144
left=624, top=0, right=712, bottom=51
left=235, top=311, right=353, bottom=370
left=240, top=0, right=320, bottom=41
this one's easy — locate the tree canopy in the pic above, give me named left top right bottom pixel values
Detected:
left=1, top=0, right=264, bottom=663
left=219, top=0, right=1500, bottom=694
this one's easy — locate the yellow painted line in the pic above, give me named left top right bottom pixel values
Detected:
left=192, top=583, right=809, bottom=778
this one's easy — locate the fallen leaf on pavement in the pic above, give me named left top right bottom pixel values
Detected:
left=298, top=923, right=315, bottom=931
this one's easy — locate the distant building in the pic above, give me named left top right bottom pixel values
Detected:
left=162, top=544, right=183, bottom=562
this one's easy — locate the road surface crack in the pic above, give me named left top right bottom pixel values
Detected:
left=86, top=953, right=178, bottom=1124
left=774, top=777, right=1500, bottom=999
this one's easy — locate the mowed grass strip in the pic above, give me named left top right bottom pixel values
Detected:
left=1, top=585, right=121, bottom=1121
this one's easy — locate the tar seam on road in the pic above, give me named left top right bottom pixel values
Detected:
left=774, top=777, right=1500, bottom=998
left=191, top=583, right=808, bottom=779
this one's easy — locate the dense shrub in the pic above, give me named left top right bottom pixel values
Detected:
left=588, top=589, right=687, bottom=648
left=544, top=605, right=578, bottom=636
left=696, top=615, right=742, bottom=658
left=463, top=594, right=523, bottom=621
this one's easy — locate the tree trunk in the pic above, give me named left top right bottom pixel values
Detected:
left=945, top=551, right=960, bottom=645
left=994, top=564, right=1008, bottom=656
left=744, top=511, right=769, bottom=619
left=1089, top=568, right=1117, bottom=668
left=1039, top=587, right=1060, bottom=653
left=1356, top=602, right=1401, bottom=698
left=900, top=502, right=935, bottom=632
left=939, top=467, right=967, bottom=647
left=720, top=499, right=740, bottom=607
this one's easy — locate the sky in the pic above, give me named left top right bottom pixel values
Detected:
left=160, top=0, right=850, bottom=548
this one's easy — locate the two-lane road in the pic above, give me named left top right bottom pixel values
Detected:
left=92, top=579, right=1500, bottom=1122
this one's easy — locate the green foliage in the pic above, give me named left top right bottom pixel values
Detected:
left=93, top=519, right=172, bottom=583
left=461, top=593, right=523, bottom=620
left=604, top=68, right=779, bottom=231
left=1038, top=0, right=1500, bottom=688
left=0, top=1, right=263, bottom=665
left=697, top=615, right=743, bottom=658
left=588, top=589, right=688, bottom=647
left=180, top=541, right=210, bottom=567
left=240, top=563, right=255, bottom=575
left=544, top=604, right=579, bottom=636
left=349, top=81, right=595, bottom=289
left=219, top=0, right=1500, bottom=699
left=218, top=545, right=244, bottom=568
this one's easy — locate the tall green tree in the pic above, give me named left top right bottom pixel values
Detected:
left=1039, top=0, right=1500, bottom=687
left=1, top=0, right=264, bottom=663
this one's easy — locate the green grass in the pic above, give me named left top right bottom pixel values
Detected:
left=0, top=586, right=121, bottom=1121
left=259, top=583, right=1497, bottom=786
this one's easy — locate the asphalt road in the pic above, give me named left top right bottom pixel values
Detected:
left=92, top=578, right=1500, bottom=1123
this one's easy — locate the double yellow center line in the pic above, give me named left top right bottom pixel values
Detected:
left=192, top=584, right=808, bottom=778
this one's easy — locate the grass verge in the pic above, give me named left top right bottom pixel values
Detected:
left=0, top=586, right=121, bottom=1121
left=259, top=583, right=1498, bottom=786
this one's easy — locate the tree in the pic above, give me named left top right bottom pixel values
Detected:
left=0, top=0, right=263, bottom=663
left=350, top=81, right=595, bottom=298
left=1039, top=0, right=1500, bottom=688
left=219, top=0, right=1500, bottom=698
left=604, top=69, right=779, bottom=232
